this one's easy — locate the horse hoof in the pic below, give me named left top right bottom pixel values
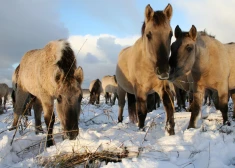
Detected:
left=46, top=139, right=54, bottom=147
left=224, top=121, right=231, bottom=126
left=139, top=127, right=145, bottom=132
left=9, top=126, right=16, bottom=131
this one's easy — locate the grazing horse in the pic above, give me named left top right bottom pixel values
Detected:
left=102, top=75, right=118, bottom=105
left=116, top=4, right=175, bottom=134
left=169, top=25, right=235, bottom=128
left=89, top=79, right=103, bottom=105
left=10, top=40, right=84, bottom=147
left=0, top=83, right=9, bottom=110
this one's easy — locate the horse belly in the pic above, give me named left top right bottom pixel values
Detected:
left=116, top=65, right=134, bottom=94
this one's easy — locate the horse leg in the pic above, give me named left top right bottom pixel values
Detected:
left=10, top=87, right=29, bottom=130
left=156, top=92, right=160, bottom=108
left=117, top=85, right=126, bottom=123
left=111, top=92, right=118, bottom=106
left=175, top=87, right=181, bottom=112
left=127, top=92, right=137, bottom=123
left=135, top=91, right=147, bottom=129
left=105, top=92, right=108, bottom=104
left=147, top=93, right=156, bottom=112
left=230, top=90, right=235, bottom=118
left=157, top=83, right=175, bottom=135
left=188, top=86, right=204, bottom=128
left=33, top=98, right=44, bottom=134
left=218, top=88, right=229, bottom=125
left=3, top=95, right=7, bottom=110
left=41, top=98, right=55, bottom=147
left=181, top=90, right=187, bottom=110
left=0, top=98, right=2, bottom=109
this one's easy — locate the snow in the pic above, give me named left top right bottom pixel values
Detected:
left=0, top=95, right=235, bottom=168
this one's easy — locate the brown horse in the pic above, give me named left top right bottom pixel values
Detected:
left=0, top=83, right=9, bottom=110
left=169, top=25, right=235, bottom=128
left=11, top=40, right=84, bottom=147
left=89, top=79, right=103, bottom=105
left=116, top=4, right=175, bottom=134
left=102, top=75, right=118, bottom=105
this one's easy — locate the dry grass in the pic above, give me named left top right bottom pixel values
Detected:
left=37, top=146, right=139, bottom=168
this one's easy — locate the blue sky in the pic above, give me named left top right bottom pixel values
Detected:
left=59, top=0, right=189, bottom=37
left=1, top=0, right=235, bottom=88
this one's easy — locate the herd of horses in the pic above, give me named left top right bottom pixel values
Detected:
left=0, top=3, right=233, bottom=147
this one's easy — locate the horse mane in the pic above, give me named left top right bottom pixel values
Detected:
left=180, top=30, right=215, bottom=39
left=198, top=30, right=215, bottom=38
left=56, top=40, right=76, bottom=82
left=141, top=11, right=167, bottom=36
left=91, top=79, right=101, bottom=93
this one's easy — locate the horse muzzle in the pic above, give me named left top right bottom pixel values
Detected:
left=63, top=130, right=79, bottom=140
left=156, top=67, right=169, bottom=80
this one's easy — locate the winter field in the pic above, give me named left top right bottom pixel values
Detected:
left=0, top=91, right=235, bottom=168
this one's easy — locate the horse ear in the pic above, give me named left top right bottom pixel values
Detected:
left=189, top=25, right=197, bottom=41
left=163, top=4, right=173, bottom=21
left=54, top=68, right=63, bottom=83
left=175, top=25, right=182, bottom=39
left=74, top=66, right=84, bottom=85
left=145, top=4, right=154, bottom=23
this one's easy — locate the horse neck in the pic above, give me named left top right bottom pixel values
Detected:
left=192, top=37, right=210, bottom=74
left=133, top=38, right=156, bottom=69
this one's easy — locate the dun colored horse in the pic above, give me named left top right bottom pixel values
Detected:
left=0, top=83, right=9, bottom=110
left=89, top=79, right=103, bottom=105
left=116, top=4, right=175, bottom=134
left=10, top=40, right=84, bottom=147
left=101, top=75, right=118, bottom=105
left=169, top=25, right=235, bottom=128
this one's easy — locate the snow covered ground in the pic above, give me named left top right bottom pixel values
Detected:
left=0, top=94, right=235, bottom=168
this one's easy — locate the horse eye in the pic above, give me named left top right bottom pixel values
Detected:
left=146, top=31, right=152, bottom=40
left=57, top=95, right=62, bottom=103
left=186, top=45, right=193, bottom=52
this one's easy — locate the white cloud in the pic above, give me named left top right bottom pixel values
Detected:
left=68, top=34, right=139, bottom=88
left=170, top=0, right=235, bottom=43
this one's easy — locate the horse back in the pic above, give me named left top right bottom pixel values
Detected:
left=102, top=75, right=118, bottom=93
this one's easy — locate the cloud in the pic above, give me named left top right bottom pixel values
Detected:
left=170, top=0, right=235, bottom=43
left=84, top=53, right=101, bottom=64
left=0, top=0, right=68, bottom=87
left=68, top=34, right=139, bottom=88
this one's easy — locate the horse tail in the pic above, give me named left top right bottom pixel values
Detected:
left=127, top=92, right=138, bottom=123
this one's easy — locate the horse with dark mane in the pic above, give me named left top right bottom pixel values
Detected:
left=89, top=79, right=103, bottom=105
left=169, top=25, right=235, bottom=128
left=10, top=39, right=84, bottom=147
left=116, top=4, right=175, bottom=134
left=0, top=83, right=9, bottom=110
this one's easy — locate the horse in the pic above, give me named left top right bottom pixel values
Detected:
left=0, top=83, right=9, bottom=110
left=101, top=75, right=118, bottom=105
left=116, top=4, right=175, bottom=135
left=169, top=25, right=235, bottom=128
left=89, top=79, right=103, bottom=105
left=10, top=39, right=84, bottom=147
